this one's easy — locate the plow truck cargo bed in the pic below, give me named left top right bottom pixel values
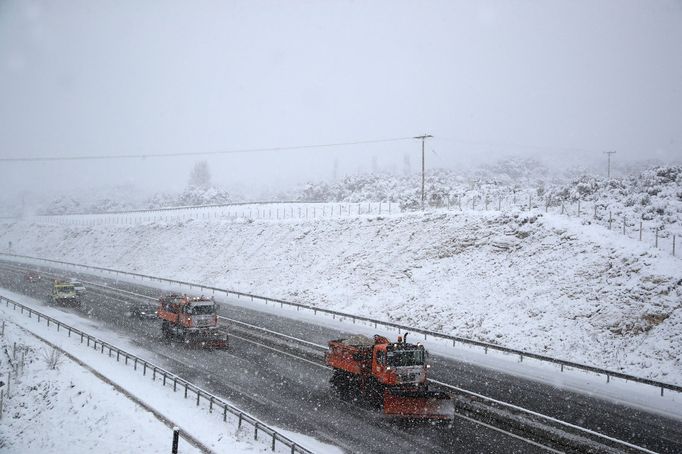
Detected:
left=325, top=333, right=453, bottom=420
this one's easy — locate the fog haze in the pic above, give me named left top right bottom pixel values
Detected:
left=1, top=0, right=681, bottom=201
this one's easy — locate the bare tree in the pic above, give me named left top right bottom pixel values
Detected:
left=42, top=347, right=63, bottom=370
left=188, top=161, right=211, bottom=189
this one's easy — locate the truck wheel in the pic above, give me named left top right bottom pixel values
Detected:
left=161, top=321, right=171, bottom=339
left=366, top=378, right=384, bottom=408
left=331, top=370, right=356, bottom=400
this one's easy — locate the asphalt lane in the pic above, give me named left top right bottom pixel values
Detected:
left=0, top=264, right=551, bottom=454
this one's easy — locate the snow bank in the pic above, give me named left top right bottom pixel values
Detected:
left=0, top=208, right=680, bottom=385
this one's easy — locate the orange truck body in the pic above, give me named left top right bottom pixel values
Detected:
left=325, top=334, right=453, bottom=419
left=157, top=294, right=227, bottom=349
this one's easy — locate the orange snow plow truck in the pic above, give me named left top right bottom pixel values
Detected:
left=325, top=333, right=453, bottom=419
left=157, top=294, right=228, bottom=349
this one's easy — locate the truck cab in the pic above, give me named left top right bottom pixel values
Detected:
left=371, top=339, right=428, bottom=386
left=51, top=280, right=80, bottom=306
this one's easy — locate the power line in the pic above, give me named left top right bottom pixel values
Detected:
left=435, top=135, right=599, bottom=156
left=0, top=136, right=416, bottom=163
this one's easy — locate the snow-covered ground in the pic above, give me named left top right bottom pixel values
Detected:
left=1, top=205, right=680, bottom=386
left=0, top=289, right=339, bottom=454
left=0, top=318, right=202, bottom=453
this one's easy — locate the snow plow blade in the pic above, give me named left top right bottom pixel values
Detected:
left=383, top=388, right=454, bottom=419
left=185, top=331, right=229, bottom=349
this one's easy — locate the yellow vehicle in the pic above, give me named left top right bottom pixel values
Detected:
left=51, top=280, right=80, bottom=306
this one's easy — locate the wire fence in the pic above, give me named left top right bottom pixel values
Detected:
left=7, top=195, right=677, bottom=257
left=2, top=253, right=681, bottom=400
left=0, top=293, right=314, bottom=454
left=427, top=194, right=679, bottom=257
left=18, top=202, right=400, bottom=227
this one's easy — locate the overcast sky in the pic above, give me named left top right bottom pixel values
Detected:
left=1, top=0, right=681, bottom=200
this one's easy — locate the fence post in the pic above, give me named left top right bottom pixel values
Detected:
left=594, top=205, right=597, bottom=219
left=674, top=235, right=676, bottom=256
left=655, top=229, right=659, bottom=247
left=623, top=217, right=626, bottom=235
left=608, top=211, right=612, bottom=230
left=639, top=222, right=642, bottom=241
left=577, top=199, right=581, bottom=216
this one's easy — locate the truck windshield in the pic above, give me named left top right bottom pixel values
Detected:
left=388, top=349, right=424, bottom=367
left=191, top=305, right=215, bottom=315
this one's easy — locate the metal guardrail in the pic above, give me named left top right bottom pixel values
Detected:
left=0, top=292, right=314, bottom=454
left=2, top=252, right=681, bottom=398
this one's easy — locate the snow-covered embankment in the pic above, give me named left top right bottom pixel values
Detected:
left=1, top=209, right=680, bottom=384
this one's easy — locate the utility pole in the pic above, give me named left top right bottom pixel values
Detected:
left=414, top=134, right=433, bottom=210
left=603, top=151, right=616, bottom=178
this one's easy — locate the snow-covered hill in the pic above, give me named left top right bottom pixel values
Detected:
left=296, top=165, right=682, bottom=237
left=1, top=208, right=680, bottom=385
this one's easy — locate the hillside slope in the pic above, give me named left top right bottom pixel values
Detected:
left=1, top=210, right=680, bottom=384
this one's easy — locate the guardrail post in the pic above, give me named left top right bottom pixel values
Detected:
left=174, top=377, right=177, bottom=392
left=238, top=413, right=242, bottom=429
left=172, top=427, right=179, bottom=454
left=184, top=383, right=188, bottom=398
left=143, top=362, right=147, bottom=376
left=606, top=374, right=610, bottom=383
left=223, top=405, right=227, bottom=422
left=152, top=367, right=156, bottom=380
left=134, top=358, right=137, bottom=370
left=272, top=433, right=276, bottom=451
left=163, top=372, right=166, bottom=386
left=254, top=422, right=258, bottom=440
left=196, top=391, right=200, bottom=406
